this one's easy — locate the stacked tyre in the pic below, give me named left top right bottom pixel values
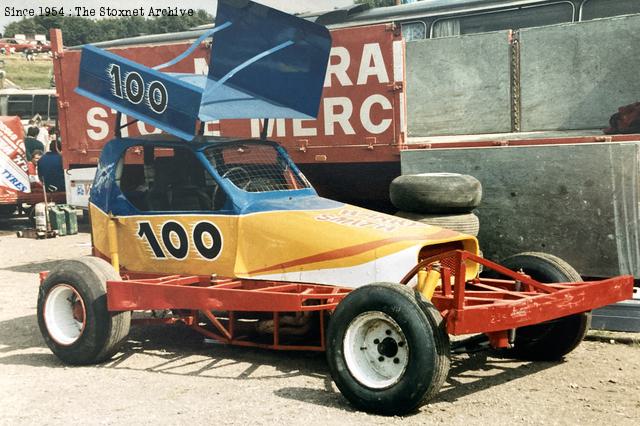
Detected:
left=390, top=173, right=482, bottom=236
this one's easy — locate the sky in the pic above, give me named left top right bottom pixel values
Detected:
left=1, top=0, right=355, bottom=35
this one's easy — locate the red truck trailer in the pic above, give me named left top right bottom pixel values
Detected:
left=51, top=23, right=405, bottom=211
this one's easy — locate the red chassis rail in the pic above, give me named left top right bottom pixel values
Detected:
left=95, top=251, right=633, bottom=351
left=400, top=251, right=634, bottom=337
left=107, top=274, right=351, bottom=351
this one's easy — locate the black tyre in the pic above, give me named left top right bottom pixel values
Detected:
left=389, top=173, right=482, bottom=214
left=396, top=211, right=480, bottom=236
left=37, top=256, right=131, bottom=365
left=326, top=283, right=450, bottom=415
left=498, top=252, right=591, bottom=361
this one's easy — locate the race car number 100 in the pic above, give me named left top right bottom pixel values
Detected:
left=137, top=221, right=223, bottom=260
left=108, top=64, right=168, bottom=114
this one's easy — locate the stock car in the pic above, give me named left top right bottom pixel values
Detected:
left=35, top=0, right=633, bottom=415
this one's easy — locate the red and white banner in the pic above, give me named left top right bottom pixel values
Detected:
left=0, top=116, right=30, bottom=194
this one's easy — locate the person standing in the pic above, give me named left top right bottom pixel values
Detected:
left=24, top=126, right=44, bottom=161
left=36, top=122, right=50, bottom=147
left=28, top=149, right=43, bottom=186
left=38, top=140, right=65, bottom=192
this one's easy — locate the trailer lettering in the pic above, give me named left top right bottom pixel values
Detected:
left=251, top=119, right=287, bottom=139
left=292, top=119, right=317, bottom=137
left=137, top=121, right=161, bottom=135
left=357, top=43, right=389, bottom=85
left=248, top=93, right=392, bottom=138
left=86, top=107, right=110, bottom=140
left=194, top=58, right=209, bottom=75
left=324, top=97, right=355, bottom=136
left=324, top=47, right=352, bottom=88
left=360, top=94, right=392, bottom=134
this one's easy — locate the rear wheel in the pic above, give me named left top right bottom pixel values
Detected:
left=498, top=252, right=591, bottom=361
left=37, top=256, right=131, bottom=365
left=326, top=283, right=450, bottom=415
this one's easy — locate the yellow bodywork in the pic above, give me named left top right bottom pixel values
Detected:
left=90, top=202, right=479, bottom=287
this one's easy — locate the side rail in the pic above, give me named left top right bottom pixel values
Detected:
left=400, top=250, right=634, bottom=341
left=106, top=274, right=350, bottom=351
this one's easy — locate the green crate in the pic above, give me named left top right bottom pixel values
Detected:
left=60, top=205, right=78, bottom=235
left=48, top=205, right=67, bottom=236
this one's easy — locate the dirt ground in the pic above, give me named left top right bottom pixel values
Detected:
left=1, top=215, right=639, bottom=425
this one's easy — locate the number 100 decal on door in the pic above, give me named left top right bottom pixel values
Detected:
left=137, top=220, right=223, bottom=261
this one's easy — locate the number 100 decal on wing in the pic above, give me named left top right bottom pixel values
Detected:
left=109, top=65, right=168, bottom=114
left=75, top=0, right=332, bottom=141
left=137, top=220, right=223, bottom=261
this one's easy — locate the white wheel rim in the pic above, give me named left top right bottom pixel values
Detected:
left=343, top=311, right=409, bottom=389
left=44, top=284, right=86, bottom=345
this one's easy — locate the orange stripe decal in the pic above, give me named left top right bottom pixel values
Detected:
left=248, top=229, right=457, bottom=275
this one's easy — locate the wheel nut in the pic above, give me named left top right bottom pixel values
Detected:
left=385, top=329, right=392, bottom=335
left=378, top=356, right=384, bottom=362
left=393, top=358, right=400, bottom=364
left=373, top=338, right=380, bottom=344
left=398, top=341, right=405, bottom=347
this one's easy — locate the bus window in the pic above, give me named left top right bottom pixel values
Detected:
left=49, top=96, right=57, bottom=119
left=581, top=0, right=640, bottom=20
left=1, top=91, right=57, bottom=122
left=432, top=2, right=575, bottom=38
left=33, top=95, right=50, bottom=118
left=401, top=21, right=427, bottom=41
left=6, top=95, right=33, bottom=119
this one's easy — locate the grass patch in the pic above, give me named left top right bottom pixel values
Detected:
left=1, top=55, right=53, bottom=89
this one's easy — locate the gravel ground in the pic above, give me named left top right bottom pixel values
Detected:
left=1, top=216, right=639, bottom=425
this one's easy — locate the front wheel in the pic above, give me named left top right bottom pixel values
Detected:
left=326, top=283, right=450, bottom=415
left=37, top=256, right=131, bottom=365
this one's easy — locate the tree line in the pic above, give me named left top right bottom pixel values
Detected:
left=1, top=2, right=403, bottom=46
left=1, top=11, right=213, bottom=46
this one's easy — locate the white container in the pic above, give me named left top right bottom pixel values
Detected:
left=34, top=202, right=55, bottom=231
left=64, top=167, right=97, bottom=209
left=34, top=203, right=47, bottom=231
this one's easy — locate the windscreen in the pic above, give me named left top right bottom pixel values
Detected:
left=204, top=143, right=310, bottom=193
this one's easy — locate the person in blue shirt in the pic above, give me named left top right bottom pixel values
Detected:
left=38, top=140, right=65, bottom=192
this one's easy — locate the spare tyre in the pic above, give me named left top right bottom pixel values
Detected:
left=396, top=211, right=480, bottom=236
left=389, top=173, right=482, bottom=214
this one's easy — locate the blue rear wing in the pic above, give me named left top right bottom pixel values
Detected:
left=75, top=0, right=332, bottom=141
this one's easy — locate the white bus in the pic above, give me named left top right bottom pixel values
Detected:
left=0, top=88, right=57, bottom=124
left=305, top=0, right=640, bottom=41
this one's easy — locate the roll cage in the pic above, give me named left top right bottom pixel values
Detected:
left=101, top=137, right=317, bottom=216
